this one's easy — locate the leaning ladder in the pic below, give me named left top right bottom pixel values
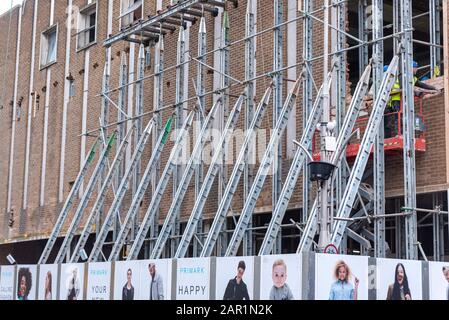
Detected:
left=150, top=99, right=224, bottom=259
left=54, top=131, right=118, bottom=263
left=174, top=95, right=246, bottom=258
left=69, top=127, right=133, bottom=263
left=125, top=111, right=195, bottom=260
left=297, top=57, right=398, bottom=253
left=330, top=57, right=399, bottom=248
left=107, top=116, right=173, bottom=261
left=224, top=78, right=301, bottom=257
left=107, top=115, right=183, bottom=260
left=88, top=119, right=156, bottom=262
left=200, top=85, right=273, bottom=257
left=38, top=137, right=101, bottom=264
left=260, top=65, right=370, bottom=255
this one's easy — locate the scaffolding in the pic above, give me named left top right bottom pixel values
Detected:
left=38, top=0, right=448, bottom=263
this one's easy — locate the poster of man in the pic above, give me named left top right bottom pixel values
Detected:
left=139, top=259, right=171, bottom=300
left=429, top=261, right=449, bottom=300
left=87, top=262, right=111, bottom=300
left=260, top=254, right=301, bottom=300
left=216, top=256, right=253, bottom=300
left=376, top=258, right=422, bottom=300
left=60, top=263, right=85, bottom=300
left=315, top=253, right=368, bottom=300
left=113, top=260, right=140, bottom=300
left=176, top=257, right=210, bottom=300
left=16, top=265, right=37, bottom=300
left=38, top=264, right=58, bottom=300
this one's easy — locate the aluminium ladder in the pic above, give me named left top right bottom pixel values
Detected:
left=125, top=111, right=195, bottom=260
left=260, top=65, right=370, bottom=255
left=297, top=57, right=398, bottom=253
left=38, top=137, right=101, bottom=264
left=174, top=94, right=246, bottom=258
left=200, top=85, right=273, bottom=257
left=88, top=118, right=156, bottom=261
left=70, top=127, right=134, bottom=262
left=107, top=116, right=174, bottom=261
left=54, top=131, right=118, bottom=263
left=330, top=57, right=399, bottom=248
left=149, top=99, right=225, bottom=259
left=224, top=78, right=301, bottom=257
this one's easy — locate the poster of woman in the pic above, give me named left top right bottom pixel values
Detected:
left=16, top=265, right=37, bottom=300
left=113, top=260, right=140, bottom=300
left=138, top=259, right=171, bottom=300
left=38, top=264, right=58, bottom=300
left=376, top=258, right=422, bottom=300
left=60, top=263, right=85, bottom=300
left=315, top=253, right=368, bottom=300
left=216, top=256, right=253, bottom=300
left=429, top=261, right=449, bottom=300
left=87, top=262, right=111, bottom=300
left=260, top=254, right=301, bottom=300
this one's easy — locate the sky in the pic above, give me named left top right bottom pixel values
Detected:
left=0, top=0, right=23, bottom=16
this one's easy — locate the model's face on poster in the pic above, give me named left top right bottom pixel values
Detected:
left=127, top=270, right=132, bottom=284
left=396, top=265, right=404, bottom=284
left=272, top=265, right=287, bottom=288
left=237, top=267, right=244, bottom=280
left=338, top=266, right=347, bottom=281
left=149, top=264, right=155, bottom=277
left=20, top=276, right=26, bottom=295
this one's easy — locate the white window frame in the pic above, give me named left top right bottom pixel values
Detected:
left=76, top=2, right=98, bottom=52
left=40, top=24, right=58, bottom=70
left=119, top=0, right=143, bottom=29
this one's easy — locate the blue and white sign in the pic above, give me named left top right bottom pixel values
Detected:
left=176, top=258, right=210, bottom=300
left=87, top=262, right=111, bottom=300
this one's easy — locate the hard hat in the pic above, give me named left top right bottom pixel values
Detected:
left=412, top=60, right=418, bottom=68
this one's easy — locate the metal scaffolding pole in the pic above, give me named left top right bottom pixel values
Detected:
left=429, top=0, right=441, bottom=77
left=150, top=34, right=165, bottom=254
left=99, top=64, right=110, bottom=240
left=173, top=26, right=186, bottom=256
left=302, top=0, right=313, bottom=224
left=219, top=10, right=231, bottom=253
left=193, top=15, right=207, bottom=257
left=358, top=0, right=369, bottom=78
left=401, top=0, right=418, bottom=260
left=133, top=44, right=145, bottom=237
left=373, top=0, right=386, bottom=258
left=243, top=0, right=256, bottom=257
left=332, top=0, right=347, bottom=233
left=117, top=53, right=128, bottom=191
left=272, top=0, right=284, bottom=256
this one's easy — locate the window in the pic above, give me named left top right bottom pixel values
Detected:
left=77, top=3, right=97, bottom=50
left=40, top=25, right=58, bottom=68
left=120, top=0, right=142, bottom=28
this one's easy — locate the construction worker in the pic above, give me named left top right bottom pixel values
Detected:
left=412, top=61, right=439, bottom=96
left=384, top=65, right=401, bottom=138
